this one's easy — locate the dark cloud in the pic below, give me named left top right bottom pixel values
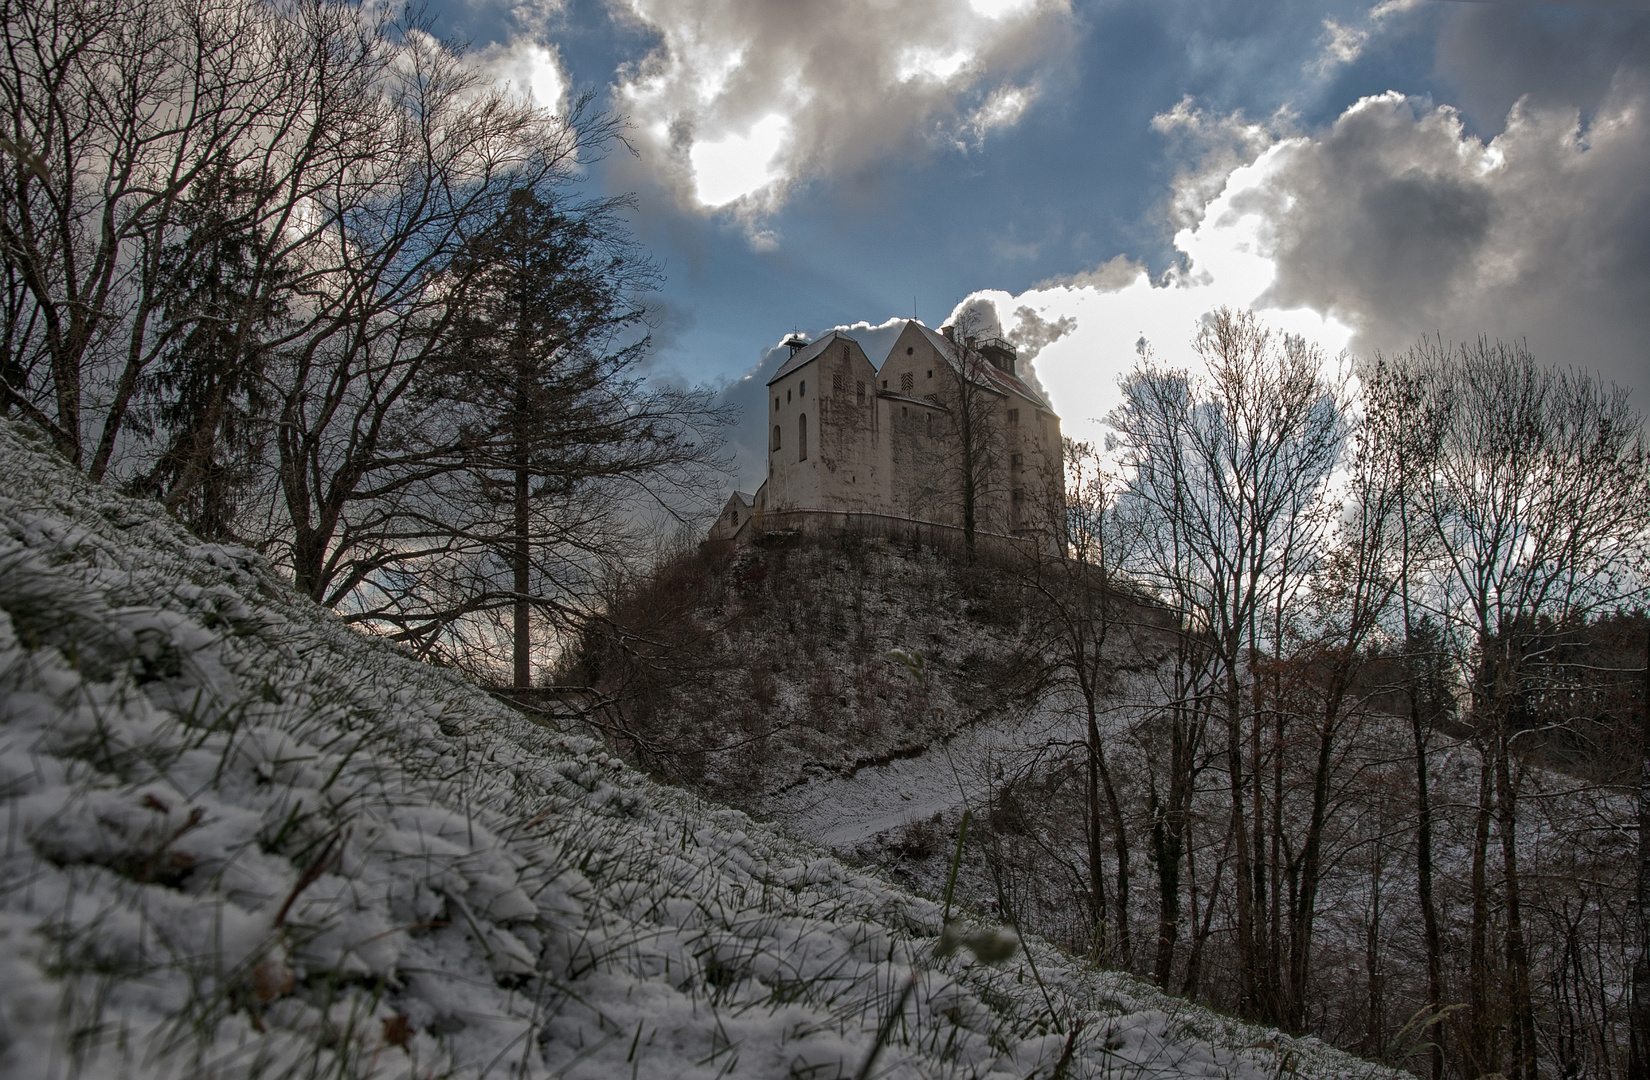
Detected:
left=1255, top=83, right=1650, bottom=393
left=1435, top=4, right=1650, bottom=134
left=1008, top=305, right=1076, bottom=363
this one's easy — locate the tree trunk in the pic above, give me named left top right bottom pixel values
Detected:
left=1092, top=711, right=1131, bottom=965
left=1411, top=676, right=1445, bottom=1080
left=1085, top=690, right=1109, bottom=962
left=1152, top=668, right=1195, bottom=988
left=513, top=459, right=530, bottom=688
left=1467, top=753, right=1498, bottom=1079
left=1633, top=626, right=1650, bottom=1080
left=512, top=345, right=532, bottom=688
left=1152, top=808, right=1182, bottom=986
left=1286, top=686, right=1344, bottom=1032
left=1495, top=720, right=1537, bottom=1080
left=1225, top=656, right=1260, bottom=1015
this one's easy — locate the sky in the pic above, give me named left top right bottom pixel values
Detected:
left=438, top=0, right=1650, bottom=489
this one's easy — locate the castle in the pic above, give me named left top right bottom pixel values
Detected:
left=709, top=319, right=1065, bottom=558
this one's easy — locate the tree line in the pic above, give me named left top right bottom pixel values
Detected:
left=0, top=0, right=728, bottom=683
left=1012, top=309, right=1649, bottom=1079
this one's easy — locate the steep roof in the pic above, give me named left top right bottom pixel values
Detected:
left=910, top=322, right=1054, bottom=413
left=767, top=330, right=861, bottom=386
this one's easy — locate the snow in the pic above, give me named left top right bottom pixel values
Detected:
left=0, top=419, right=1405, bottom=1079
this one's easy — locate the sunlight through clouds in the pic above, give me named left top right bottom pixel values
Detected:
left=969, top=0, right=1040, bottom=18
left=963, top=143, right=1355, bottom=444
left=469, top=38, right=567, bottom=113
left=971, top=78, right=1650, bottom=444
left=608, top=0, right=1072, bottom=232
left=689, top=114, right=791, bottom=207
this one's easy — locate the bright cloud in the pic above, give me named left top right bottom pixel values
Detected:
left=970, top=86, right=1035, bottom=135
left=897, top=47, right=973, bottom=84
left=957, top=150, right=1353, bottom=444
left=469, top=38, right=567, bottom=113
left=689, top=113, right=790, bottom=207
left=970, top=0, right=1039, bottom=18
left=609, top=0, right=1072, bottom=230
left=1311, top=0, right=1423, bottom=76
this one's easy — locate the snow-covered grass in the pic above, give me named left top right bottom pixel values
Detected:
left=0, top=420, right=1403, bottom=1079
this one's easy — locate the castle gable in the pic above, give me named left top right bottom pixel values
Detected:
left=768, top=330, right=859, bottom=385
left=715, top=315, right=1066, bottom=558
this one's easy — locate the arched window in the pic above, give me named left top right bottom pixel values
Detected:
left=772, top=424, right=782, bottom=451
left=798, top=413, right=808, bottom=461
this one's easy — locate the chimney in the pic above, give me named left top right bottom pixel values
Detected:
left=940, top=325, right=954, bottom=342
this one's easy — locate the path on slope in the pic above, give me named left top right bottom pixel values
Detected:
left=762, top=672, right=1162, bottom=851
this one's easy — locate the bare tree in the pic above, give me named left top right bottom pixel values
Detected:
left=0, top=0, right=387, bottom=478
left=1373, top=337, right=1650, bottom=1080
left=1635, top=620, right=1650, bottom=1080
left=1109, top=309, right=1345, bottom=1022
left=1021, top=438, right=1135, bottom=964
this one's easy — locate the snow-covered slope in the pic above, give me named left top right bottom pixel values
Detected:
left=0, top=420, right=1402, bottom=1079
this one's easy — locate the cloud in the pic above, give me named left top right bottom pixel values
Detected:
left=608, top=0, right=1073, bottom=224
left=1434, top=4, right=1650, bottom=134
left=1311, top=0, right=1423, bottom=77
left=468, top=38, right=568, bottom=114
left=954, top=75, right=1650, bottom=445
left=1257, top=81, right=1650, bottom=392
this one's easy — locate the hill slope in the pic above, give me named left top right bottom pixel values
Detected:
left=0, top=420, right=1400, bottom=1079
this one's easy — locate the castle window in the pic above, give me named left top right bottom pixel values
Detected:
left=772, top=424, right=782, bottom=450
left=900, top=372, right=913, bottom=393
left=800, top=380, right=805, bottom=396
left=1012, top=487, right=1025, bottom=503
left=856, top=380, right=865, bottom=402
left=902, top=406, right=908, bottom=417
left=882, top=379, right=888, bottom=389
left=1007, top=408, right=1019, bottom=426
left=787, top=389, right=792, bottom=403
left=833, top=371, right=843, bottom=392
left=926, top=369, right=932, bottom=379
left=1011, top=453, right=1023, bottom=472
left=906, top=347, right=914, bottom=355
left=926, top=412, right=933, bottom=434
left=798, top=413, right=808, bottom=461
left=775, top=396, right=780, bottom=410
